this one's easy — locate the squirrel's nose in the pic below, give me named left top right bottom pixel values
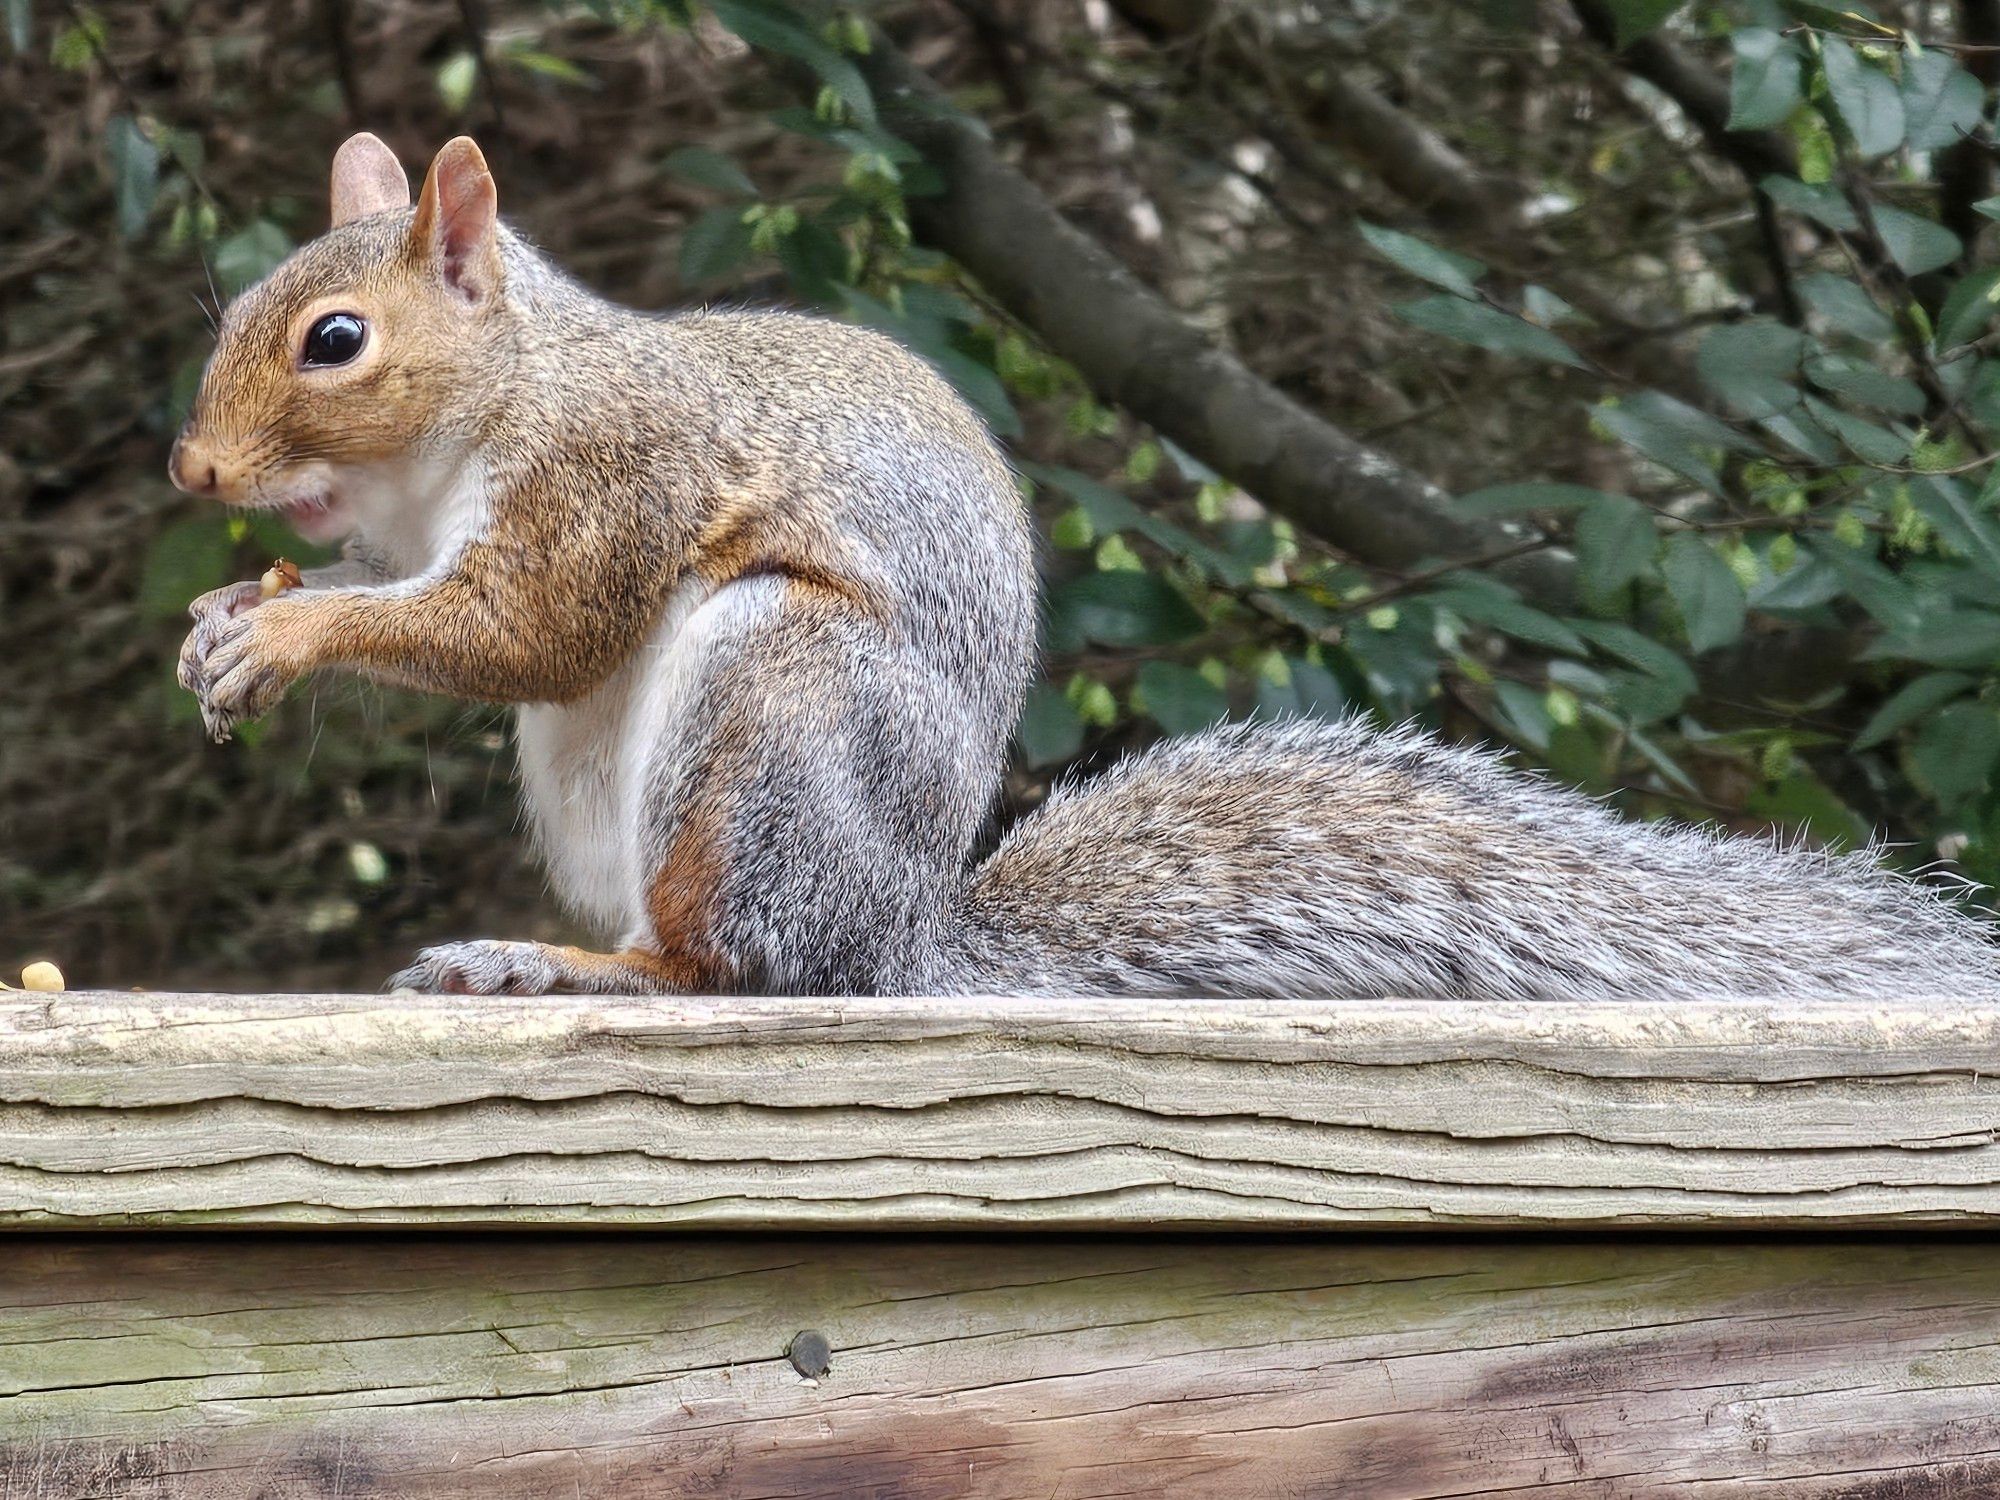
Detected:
left=167, top=434, right=219, bottom=497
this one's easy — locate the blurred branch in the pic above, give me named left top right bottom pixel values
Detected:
left=455, top=0, right=508, bottom=134
left=1938, top=0, right=2000, bottom=261
left=318, top=0, right=366, bottom=125
left=851, top=33, right=1574, bottom=606
left=1110, top=0, right=1520, bottom=235
left=1103, top=0, right=1706, bottom=390
left=1567, top=0, right=1796, bottom=183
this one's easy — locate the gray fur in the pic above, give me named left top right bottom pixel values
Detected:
left=949, top=718, right=2000, bottom=1000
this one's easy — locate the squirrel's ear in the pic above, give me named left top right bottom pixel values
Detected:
left=410, top=136, right=499, bottom=304
left=329, top=132, right=410, bottom=227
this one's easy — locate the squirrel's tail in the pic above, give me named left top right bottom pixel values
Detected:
left=941, top=718, right=2000, bottom=1001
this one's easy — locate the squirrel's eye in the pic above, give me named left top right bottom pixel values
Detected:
left=302, top=313, right=367, bottom=368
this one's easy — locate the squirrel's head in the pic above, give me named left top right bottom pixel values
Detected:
left=168, top=133, right=509, bottom=542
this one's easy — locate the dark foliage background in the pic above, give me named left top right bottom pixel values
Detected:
left=9, top=0, right=2000, bottom=989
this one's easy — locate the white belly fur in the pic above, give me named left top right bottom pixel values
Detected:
left=515, top=575, right=782, bottom=939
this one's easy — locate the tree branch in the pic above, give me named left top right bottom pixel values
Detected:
left=853, top=37, right=1574, bottom=607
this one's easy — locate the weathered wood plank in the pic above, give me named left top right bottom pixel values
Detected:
left=4, top=1233, right=2000, bottom=1496
left=6, top=993, right=2000, bottom=1226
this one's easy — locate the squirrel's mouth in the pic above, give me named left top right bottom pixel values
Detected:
left=270, top=490, right=351, bottom=544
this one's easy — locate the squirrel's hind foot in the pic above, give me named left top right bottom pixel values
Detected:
left=388, top=938, right=687, bottom=996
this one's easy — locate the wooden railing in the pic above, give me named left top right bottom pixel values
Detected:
left=4, top=991, right=2000, bottom=1494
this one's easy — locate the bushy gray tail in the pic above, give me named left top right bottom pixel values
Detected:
left=946, top=718, right=2000, bottom=1001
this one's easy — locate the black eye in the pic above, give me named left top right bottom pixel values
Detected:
left=302, top=312, right=367, bottom=368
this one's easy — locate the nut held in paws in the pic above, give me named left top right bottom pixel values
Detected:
left=259, top=557, right=304, bottom=599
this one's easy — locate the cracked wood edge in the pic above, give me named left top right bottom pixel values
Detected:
left=3, top=993, right=2000, bottom=1227
left=4, top=1233, right=2000, bottom=1496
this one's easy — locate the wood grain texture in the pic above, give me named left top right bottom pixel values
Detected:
left=5, top=1232, right=2000, bottom=1496
left=6, top=992, right=2000, bottom=1227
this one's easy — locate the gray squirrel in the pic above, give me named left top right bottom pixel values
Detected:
left=170, top=133, right=2000, bottom=1000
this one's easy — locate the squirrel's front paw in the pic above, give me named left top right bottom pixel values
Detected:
left=177, top=580, right=265, bottom=699
left=193, top=606, right=302, bottom=742
left=389, top=940, right=560, bottom=996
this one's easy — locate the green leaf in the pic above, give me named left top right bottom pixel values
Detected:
left=1853, top=671, right=1976, bottom=750
left=1574, top=495, right=1657, bottom=599
left=1807, top=536, right=1923, bottom=630
left=1356, top=221, right=1484, bottom=298
left=1492, top=680, right=1554, bottom=752
left=1760, top=175, right=1859, bottom=232
left=1901, top=51, right=1984, bottom=152
left=1426, top=582, right=1588, bottom=655
left=778, top=217, right=848, bottom=304
left=436, top=51, right=477, bottom=112
left=105, top=114, right=159, bottom=240
left=212, top=219, right=291, bottom=295
left=1047, top=572, right=1203, bottom=649
left=1909, top=701, right=2000, bottom=808
left=1745, top=766, right=1868, bottom=849
left=1393, top=295, right=1586, bottom=368
left=1868, top=608, right=2000, bottom=667
left=1803, top=351, right=1926, bottom=416
left=1571, top=619, right=1696, bottom=690
left=1593, top=391, right=1751, bottom=493
left=1522, top=285, right=1582, bottom=327
left=1910, top=475, right=2000, bottom=577
left=1456, top=483, right=1626, bottom=515
left=1873, top=206, right=1962, bottom=276
left=1287, top=656, right=1351, bottom=720
left=1696, top=319, right=1805, bottom=418
left=678, top=205, right=755, bottom=284
left=1015, top=682, right=1083, bottom=768
left=1797, top=272, right=1895, bottom=342
left=1728, top=29, right=1802, bottom=130
left=502, top=47, right=591, bottom=85
left=1603, top=0, right=1685, bottom=46
left=663, top=146, right=757, bottom=197
left=1135, top=662, right=1229, bottom=735
left=1975, top=195, right=2000, bottom=222
left=1937, top=267, right=2000, bottom=350
left=710, top=0, right=875, bottom=125
left=1662, top=533, right=1747, bottom=653
left=1819, top=37, right=1904, bottom=157
left=1804, top=396, right=1912, bottom=465
left=5, top=0, right=29, bottom=54
left=1023, top=462, right=1246, bottom=584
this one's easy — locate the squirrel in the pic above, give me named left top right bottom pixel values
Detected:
left=171, top=133, right=2000, bottom=1001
